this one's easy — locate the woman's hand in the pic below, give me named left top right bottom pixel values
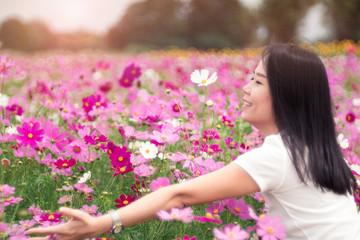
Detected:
left=25, top=207, right=112, bottom=240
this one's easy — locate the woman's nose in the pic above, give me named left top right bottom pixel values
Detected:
left=242, top=82, right=251, bottom=95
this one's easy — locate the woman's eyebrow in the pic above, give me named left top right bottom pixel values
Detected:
left=255, top=72, right=267, bottom=78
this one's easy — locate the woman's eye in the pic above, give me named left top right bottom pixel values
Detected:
left=256, top=81, right=262, bottom=85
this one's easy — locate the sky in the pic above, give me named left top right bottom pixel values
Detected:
left=0, top=0, right=331, bottom=40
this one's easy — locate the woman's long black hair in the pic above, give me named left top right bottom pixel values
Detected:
left=262, top=44, right=356, bottom=195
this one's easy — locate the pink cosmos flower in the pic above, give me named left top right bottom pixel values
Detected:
left=16, top=121, right=45, bottom=148
left=150, top=177, right=170, bottom=191
left=134, top=164, right=155, bottom=177
left=80, top=204, right=98, bottom=215
left=0, top=184, right=15, bottom=197
left=206, top=202, right=224, bottom=216
left=64, top=140, right=88, bottom=162
left=213, top=224, right=249, bottom=240
left=0, top=56, right=15, bottom=75
left=157, top=207, right=193, bottom=223
left=150, top=124, right=180, bottom=144
left=256, top=214, right=287, bottom=240
left=57, top=195, right=72, bottom=204
left=3, top=196, right=23, bottom=206
left=73, top=183, right=94, bottom=194
left=226, top=198, right=251, bottom=220
left=41, top=125, right=68, bottom=154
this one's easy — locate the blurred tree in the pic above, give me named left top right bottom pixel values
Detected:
left=27, top=21, right=58, bottom=51
left=107, top=0, right=187, bottom=49
left=0, top=18, right=30, bottom=51
left=188, top=0, right=257, bottom=49
left=259, top=0, right=316, bottom=43
left=323, top=0, right=360, bottom=41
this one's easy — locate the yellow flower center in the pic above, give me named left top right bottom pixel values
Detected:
left=213, top=209, right=218, bottom=214
left=227, top=232, right=235, bottom=238
left=89, top=158, right=94, bottom=162
left=135, top=111, right=139, bottom=116
left=118, top=157, right=123, bottom=161
left=146, top=149, right=150, bottom=153
left=63, top=108, right=68, bottom=113
left=74, top=147, right=80, bottom=152
left=161, top=135, right=167, bottom=139
left=267, top=227, right=274, bottom=234
left=85, top=102, right=89, bottom=107
left=132, top=70, right=136, bottom=75
left=123, top=200, right=129, bottom=204
left=87, top=209, right=92, bottom=212
left=108, top=150, right=112, bottom=154
left=216, top=99, right=220, bottom=103
left=124, top=79, right=129, bottom=83
left=95, top=102, right=100, bottom=106
left=224, top=121, right=229, bottom=126
left=174, top=105, right=179, bottom=111
left=48, top=215, right=55, bottom=220
left=229, top=142, right=235, bottom=147
left=62, top=163, right=68, bottom=167
left=120, top=167, right=125, bottom=172
left=208, top=149, right=214, bottom=153
left=196, top=170, right=201, bottom=175
left=113, top=108, right=118, bottom=112
left=201, top=79, right=207, bottom=84
left=28, top=133, right=33, bottom=139
left=234, top=207, right=240, bottom=213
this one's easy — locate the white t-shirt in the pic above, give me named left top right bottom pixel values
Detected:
left=233, top=134, right=360, bottom=240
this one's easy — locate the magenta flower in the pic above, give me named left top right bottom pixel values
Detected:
left=16, top=122, right=45, bottom=148
left=157, top=207, right=193, bottom=223
left=54, top=158, right=76, bottom=169
left=176, top=235, right=197, bottom=240
left=345, top=111, right=356, bottom=123
left=5, top=104, right=23, bottom=116
left=213, top=224, right=249, bottom=240
left=118, top=63, right=141, bottom=88
left=150, top=177, right=170, bottom=191
left=256, top=214, right=287, bottom=240
left=39, top=213, right=62, bottom=222
left=110, top=146, right=132, bottom=168
left=193, top=216, right=222, bottom=224
left=115, top=194, right=136, bottom=208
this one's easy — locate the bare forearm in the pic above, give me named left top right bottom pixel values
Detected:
left=115, top=184, right=183, bottom=227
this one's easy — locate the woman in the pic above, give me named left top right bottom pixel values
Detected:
left=26, top=44, right=360, bottom=239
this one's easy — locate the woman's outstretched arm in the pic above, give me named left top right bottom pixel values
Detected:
left=25, top=163, right=259, bottom=240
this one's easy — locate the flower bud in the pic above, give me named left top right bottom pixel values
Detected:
left=166, top=89, right=171, bottom=94
left=206, top=100, right=214, bottom=107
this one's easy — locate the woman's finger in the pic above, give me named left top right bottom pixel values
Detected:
left=25, top=225, right=60, bottom=236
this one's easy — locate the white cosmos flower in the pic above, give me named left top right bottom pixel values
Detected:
left=0, top=93, right=9, bottom=107
left=337, top=133, right=349, bottom=149
left=191, top=69, right=217, bottom=87
left=78, top=171, right=91, bottom=183
left=139, top=141, right=158, bottom=159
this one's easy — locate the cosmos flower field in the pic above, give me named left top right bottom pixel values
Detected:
left=0, top=41, right=359, bottom=239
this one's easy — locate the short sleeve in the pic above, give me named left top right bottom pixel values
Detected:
left=232, top=135, right=287, bottom=192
